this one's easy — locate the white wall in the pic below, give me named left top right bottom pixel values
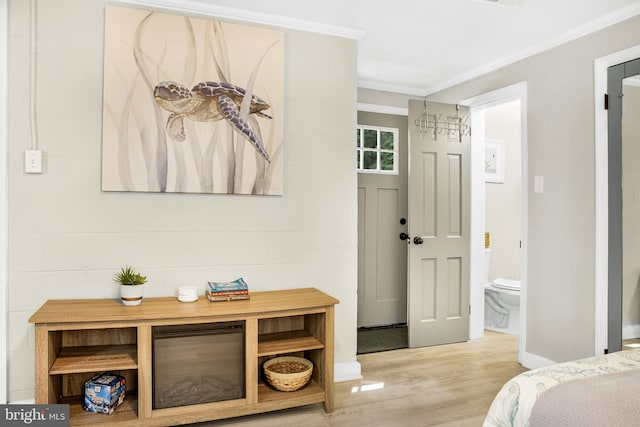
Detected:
left=0, top=0, right=7, bottom=406
left=485, top=102, right=521, bottom=280
left=7, top=0, right=358, bottom=402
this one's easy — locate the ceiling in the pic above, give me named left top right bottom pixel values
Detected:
left=152, top=0, right=640, bottom=96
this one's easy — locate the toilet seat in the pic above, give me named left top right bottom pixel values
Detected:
left=491, top=278, right=520, bottom=291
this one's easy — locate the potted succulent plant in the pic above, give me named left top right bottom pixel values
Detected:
left=114, top=265, right=148, bottom=306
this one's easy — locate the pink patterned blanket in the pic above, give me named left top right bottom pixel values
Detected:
left=483, top=349, right=640, bottom=427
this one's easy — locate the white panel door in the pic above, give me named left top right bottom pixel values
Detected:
left=408, top=101, right=470, bottom=347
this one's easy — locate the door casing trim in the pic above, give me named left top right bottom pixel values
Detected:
left=594, top=44, right=640, bottom=356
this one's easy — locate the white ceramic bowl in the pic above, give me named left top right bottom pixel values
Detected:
left=177, top=286, right=199, bottom=302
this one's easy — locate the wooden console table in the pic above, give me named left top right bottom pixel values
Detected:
left=29, top=287, right=338, bottom=426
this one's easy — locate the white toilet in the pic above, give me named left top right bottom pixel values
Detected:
left=484, top=278, right=520, bottom=335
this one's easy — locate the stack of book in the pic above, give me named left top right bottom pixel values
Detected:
left=207, top=278, right=250, bottom=302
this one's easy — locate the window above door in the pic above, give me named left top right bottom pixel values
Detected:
left=356, top=125, right=399, bottom=174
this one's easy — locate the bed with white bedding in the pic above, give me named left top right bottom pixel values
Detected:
left=483, top=348, right=640, bottom=427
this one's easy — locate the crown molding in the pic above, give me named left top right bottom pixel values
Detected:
left=357, top=103, right=408, bottom=117
left=108, top=0, right=365, bottom=39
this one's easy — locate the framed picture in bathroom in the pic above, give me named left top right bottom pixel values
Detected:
left=484, top=139, right=505, bottom=183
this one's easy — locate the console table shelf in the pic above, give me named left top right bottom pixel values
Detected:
left=30, top=288, right=337, bottom=427
left=257, top=379, right=324, bottom=404
left=63, top=395, right=138, bottom=426
left=258, top=331, right=324, bottom=356
left=50, top=344, right=138, bottom=374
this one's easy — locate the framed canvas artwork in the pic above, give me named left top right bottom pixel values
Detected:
left=484, top=139, right=505, bottom=184
left=101, top=5, right=284, bottom=195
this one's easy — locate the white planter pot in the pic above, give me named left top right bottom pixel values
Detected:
left=120, top=284, right=145, bottom=306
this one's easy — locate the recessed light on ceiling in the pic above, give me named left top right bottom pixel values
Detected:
left=474, top=0, right=526, bottom=7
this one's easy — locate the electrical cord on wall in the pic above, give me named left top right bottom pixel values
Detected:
left=29, top=0, right=37, bottom=151
left=25, top=0, right=42, bottom=174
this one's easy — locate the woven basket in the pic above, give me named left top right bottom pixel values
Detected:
left=263, top=356, right=313, bottom=392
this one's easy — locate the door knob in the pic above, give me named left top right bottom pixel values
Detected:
left=399, top=232, right=410, bottom=241
left=413, top=236, right=424, bottom=245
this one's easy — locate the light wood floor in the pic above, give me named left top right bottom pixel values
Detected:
left=201, top=331, right=527, bottom=427
left=623, top=338, right=640, bottom=349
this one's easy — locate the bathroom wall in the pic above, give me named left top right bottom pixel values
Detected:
left=622, top=83, right=640, bottom=339
left=485, top=102, right=521, bottom=281
left=7, top=0, right=358, bottom=401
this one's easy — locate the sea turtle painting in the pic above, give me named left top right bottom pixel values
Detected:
left=153, top=81, right=272, bottom=163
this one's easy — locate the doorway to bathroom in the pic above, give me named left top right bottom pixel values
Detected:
left=463, top=82, right=528, bottom=363
left=482, top=101, right=522, bottom=337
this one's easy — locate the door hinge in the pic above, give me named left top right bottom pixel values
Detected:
left=469, top=305, right=471, bottom=315
left=604, top=93, right=609, bottom=110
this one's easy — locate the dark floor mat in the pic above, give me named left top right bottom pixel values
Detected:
left=357, top=325, right=408, bottom=354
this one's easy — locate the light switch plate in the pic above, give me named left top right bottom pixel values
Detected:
left=534, top=176, right=544, bottom=193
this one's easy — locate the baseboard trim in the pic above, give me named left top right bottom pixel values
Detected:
left=521, top=350, right=556, bottom=370
left=334, top=361, right=362, bottom=382
left=7, top=399, right=35, bottom=405
left=623, top=324, right=640, bottom=340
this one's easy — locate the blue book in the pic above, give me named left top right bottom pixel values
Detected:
left=207, top=277, right=249, bottom=293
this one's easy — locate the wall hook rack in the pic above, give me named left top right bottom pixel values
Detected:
left=415, top=102, right=471, bottom=142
